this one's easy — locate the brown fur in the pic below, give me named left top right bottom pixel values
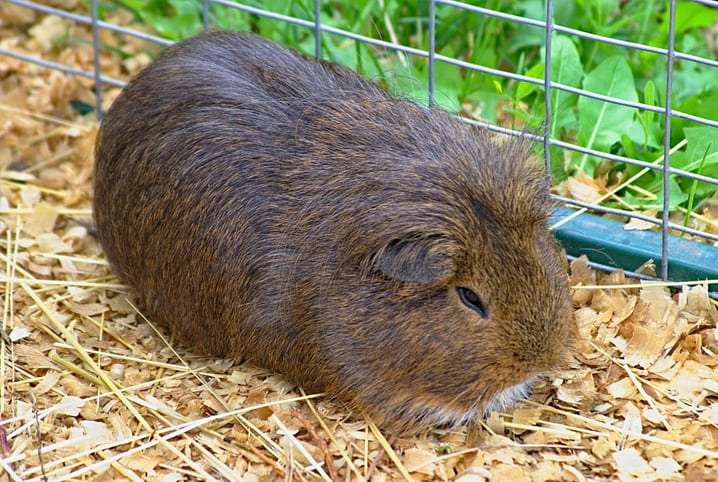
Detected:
left=93, top=31, right=575, bottom=432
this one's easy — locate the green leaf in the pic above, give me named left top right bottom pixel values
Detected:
left=652, top=2, right=718, bottom=50
left=549, top=35, right=582, bottom=137
left=680, top=127, right=718, bottom=177
left=672, top=1, right=718, bottom=34
left=577, top=56, right=638, bottom=173
left=671, top=88, right=718, bottom=138
left=642, top=80, right=656, bottom=126
left=683, top=142, right=711, bottom=228
left=516, top=62, right=543, bottom=100
left=621, top=133, right=636, bottom=159
left=160, top=0, right=204, bottom=40
left=632, top=82, right=662, bottom=150
left=661, top=130, right=718, bottom=209
left=639, top=176, right=689, bottom=211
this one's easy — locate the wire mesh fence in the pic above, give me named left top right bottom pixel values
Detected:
left=3, top=0, right=718, bottom=288
left=3, top=3, right=718, bottom=480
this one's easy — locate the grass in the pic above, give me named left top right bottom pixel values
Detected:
left=92, top=0, right=718, bottom=225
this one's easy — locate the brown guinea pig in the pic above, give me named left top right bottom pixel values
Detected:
left=93, top=30, right=574, bottom=432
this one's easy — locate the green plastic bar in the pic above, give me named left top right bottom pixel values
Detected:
left=549, top=207, right=718, bottom=290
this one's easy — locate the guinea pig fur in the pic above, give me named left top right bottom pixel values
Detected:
left=93, top=30, right=575, bottom=432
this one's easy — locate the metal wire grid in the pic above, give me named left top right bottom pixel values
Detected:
left=2, top=0, right=718, bottom=282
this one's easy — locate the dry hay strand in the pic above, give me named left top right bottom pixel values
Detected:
left=2, top=3, right=718, bottom=481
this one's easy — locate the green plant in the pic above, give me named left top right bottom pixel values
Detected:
left=95, top=0, right=718, bottom=220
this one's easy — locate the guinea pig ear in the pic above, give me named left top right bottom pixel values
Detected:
left=374, top=237, right=454, bottom=284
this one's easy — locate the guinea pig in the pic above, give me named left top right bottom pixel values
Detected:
left=93, top=30, right=575, bottom=432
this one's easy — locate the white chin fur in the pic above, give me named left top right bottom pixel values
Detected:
left=413, top=377, right=538, bottom=429
left=481, top=378, right=536, bottom=416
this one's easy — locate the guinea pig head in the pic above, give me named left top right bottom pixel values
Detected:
left=312, top=131, right=575, bottom=431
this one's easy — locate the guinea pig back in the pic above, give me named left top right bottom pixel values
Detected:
left=93, top=30, right=575, bottom=432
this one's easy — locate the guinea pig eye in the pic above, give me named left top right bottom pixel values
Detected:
left=457, top=287, right=488, bottom=318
